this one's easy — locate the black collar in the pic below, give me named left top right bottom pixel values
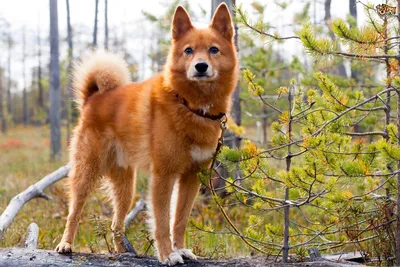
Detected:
left=176, top=94, right=226, bottom=121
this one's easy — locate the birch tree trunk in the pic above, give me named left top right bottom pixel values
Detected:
left=93, top=0, right=99, bottom=48
left=49, top=0, right=61, bottom=159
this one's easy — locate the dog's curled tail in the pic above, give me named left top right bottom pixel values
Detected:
left=73, top=50, right=131, bottom=109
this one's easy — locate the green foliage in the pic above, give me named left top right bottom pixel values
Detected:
left=298, top=23, right=337, bottom=57
left=332, top=18, right=379, bottom=44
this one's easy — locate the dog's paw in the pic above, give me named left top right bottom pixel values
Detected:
left=163, top=251, right=184, bottom=266
left=174, top=248, right=197, bottom=260
left=55, top=241, right=72, bottom=253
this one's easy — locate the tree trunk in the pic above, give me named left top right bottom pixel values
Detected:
left=348, top=0, right=361, bottom=134
left=66, top=0, right=74, bottom=144
left=93, top=0, right=99, bottom=48
left=349, top=0, right=357, bottom=19
left=37, top=23, right=44, bottom=112
left=323, top=0, right=331, bottom=22
left=22, top=28, right=28, bottom=126
left=349, top=0, right=360, bottom=81
left=211, top=0, right=241, bottom=148
left=49, top=0, right=61, bottom=160
left=7, top=33, right=12, bottom=117
left=0, top=68, right=5, bottom=134
left=262, top=105, right=267, bottom=144
left=104, top=0, right=109, bottom=50
left=324, top=0, right=347, bottom=77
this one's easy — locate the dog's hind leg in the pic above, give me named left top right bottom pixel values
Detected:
left=56, top=160, right=99, bottom=253
left=107, top=166, right=136, bottom=253
left=172, top=171, right=200, bottom=259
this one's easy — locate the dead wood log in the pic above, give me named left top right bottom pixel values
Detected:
left=0, top=164, right=70, bottom=240
left=308, top=248, right=323, bottom=262
left=24, top=223, right=39, bottom=249
left=124, top=198, right=146, bottom=228
left=0, top=248, right=364, bottom=267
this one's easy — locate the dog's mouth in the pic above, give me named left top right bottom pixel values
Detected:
left=190, top=73, right=216, bottom=81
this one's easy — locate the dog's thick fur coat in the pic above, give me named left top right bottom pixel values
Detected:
left=55, top=4, right=238, bottom=265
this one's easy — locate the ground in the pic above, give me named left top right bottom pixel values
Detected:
left=0, top=248, right=363, bottom=267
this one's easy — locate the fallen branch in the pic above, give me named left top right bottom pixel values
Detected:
left=124, top=198, right=146, bottom=228
left=0, top=164, right=70, bottom=240
left=24, top=223, right=39, bottom=249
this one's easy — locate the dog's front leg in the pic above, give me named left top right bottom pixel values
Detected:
left=151, top=170, right=183, bottom=265
left=172, top=171, right=200, bottom=260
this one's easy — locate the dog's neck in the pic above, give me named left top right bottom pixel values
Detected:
left=175, top=94, right=226, bottom=121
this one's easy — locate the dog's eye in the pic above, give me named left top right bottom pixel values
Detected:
left=184, top=47, right=193, bottom=55
left=209, top=47, right=219, bottom=54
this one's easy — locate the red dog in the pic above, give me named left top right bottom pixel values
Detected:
left=56, top=3, right=238, bottom=265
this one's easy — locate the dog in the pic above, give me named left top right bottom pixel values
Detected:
left=55, top=3, right=238, bottom=265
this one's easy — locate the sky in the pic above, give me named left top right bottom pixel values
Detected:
left=0, top=0, right=392, bottom=93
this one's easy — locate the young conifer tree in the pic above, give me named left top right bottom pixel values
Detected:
left=194, top=1, right=400, bottom=265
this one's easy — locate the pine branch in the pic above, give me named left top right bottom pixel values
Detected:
left=344, top=131, right=386, bottom=137
left=235, top=5, right=299, bottom=41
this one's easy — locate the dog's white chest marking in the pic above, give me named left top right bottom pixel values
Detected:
left=191, top=146, right=215, bottom=163
left=200, top=104, right=213, bottom=114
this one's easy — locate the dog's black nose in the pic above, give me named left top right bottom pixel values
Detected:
left=195, top=62, right=208, bottom=73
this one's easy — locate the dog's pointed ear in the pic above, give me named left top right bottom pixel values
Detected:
left=210, top=3, right=234, bottom=41
left=171, top=6, right=193, bottom=40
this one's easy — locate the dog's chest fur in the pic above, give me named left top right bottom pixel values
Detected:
left=190, top=145, right=215, bottom=163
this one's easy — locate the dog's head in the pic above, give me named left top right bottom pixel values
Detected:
left=166, top=4, right=238, bottom=88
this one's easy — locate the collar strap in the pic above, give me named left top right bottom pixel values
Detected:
left=176, top=94, right=226, bottom=121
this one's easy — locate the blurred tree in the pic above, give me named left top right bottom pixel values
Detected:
left=37, top=21, right=45, bottom=114
left=66, top=0, right=74, bottom=143
left=49, top=0, right=61, bottom=159
left=324, top=0, right=347, bottom=77
left=6, top=26, right=13, bottom=124
left=349, top=0, right=360, bottom=81
left=143, top=0, right=193, bottom=72
left=104, top=0, right=108, bottom=50
left=22, top=27, right=28, bottom=126
left=93, top=0, right=99, bottom=48
left=0, top=67, right=5, bottom=134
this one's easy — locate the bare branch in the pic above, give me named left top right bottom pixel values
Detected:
left=0, top=164, right=70, bottom=240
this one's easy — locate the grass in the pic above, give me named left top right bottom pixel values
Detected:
left=0, top=125, right=252, bottom=258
